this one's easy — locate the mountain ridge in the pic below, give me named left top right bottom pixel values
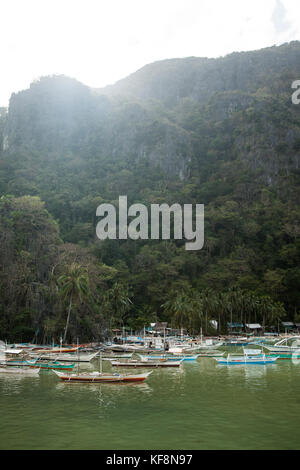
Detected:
left=98, top=41, right=300, bottom=105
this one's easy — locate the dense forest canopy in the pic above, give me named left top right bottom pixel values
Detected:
left=0, top=42, right=299, bottom=342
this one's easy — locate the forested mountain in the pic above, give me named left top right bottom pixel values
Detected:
left=0, top=42, right=299, bottom=342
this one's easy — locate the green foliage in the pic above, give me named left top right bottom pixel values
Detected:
left=1, top=43, right=300, bottom=341
left=58, top=263, right=90, bottom=342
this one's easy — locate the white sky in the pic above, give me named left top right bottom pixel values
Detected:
left=1, top=0, right=300, bottom=106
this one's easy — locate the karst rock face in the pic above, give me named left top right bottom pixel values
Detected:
left=3, top=42, right=300, bottom=181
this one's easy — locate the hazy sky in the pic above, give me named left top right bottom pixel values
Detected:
left=1, top=0, right=300, bottom=106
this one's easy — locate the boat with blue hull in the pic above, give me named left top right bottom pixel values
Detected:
left=1, top=359, right=76, bottom=371
left=261, top=351, right=300, bottom=360
left=27, top=361, right=76, bottom=371
left=138, top=354, right=199, bottom=362
left=215, top=349, right=279, bottom=365
left=216, top=355, right=279, bottom=365
left=110, top=359, right=183, bottom=368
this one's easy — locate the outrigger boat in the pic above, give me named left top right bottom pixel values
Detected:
left=101, top=353, right=134, bottom=360
left=30, top=351, right=99, bottom=362
left=262, top=351, right=300, bottom=360
left=53, top=370, right=152, bottom=383
left=225, top=338, right=249, bottom=347
left=215, top=355, right=278, bottom=365
left=169, top=339, right=224, bottom=353
left=106, top=344, right=164, bottom=354
left=27, top=360, right=76, bottom=371
left=31, top=346, right=79, bottom=354
left=0, top=348, right=29, bottom=358
left=110, top=359, right=183, bottom=368
left=262, top=336, right=300, bottom=353
left=138, top=354, right=199, bottom=362
left=0, top=358, right=75, bottom=371
left=0, top=349, right=34, bottom=367
left=0, top=359, right=33, bottom=368
left=215, top=349, right=279, bottom=365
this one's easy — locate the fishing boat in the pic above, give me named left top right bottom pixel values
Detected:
left=27, top=360, right=76, bottom=371
left=106, top=344, right=145, bottom=352
left=106, top=344, right=164, bottom=354
left=169, top=338, right=224, bottom=353
left=138, top=354, right=199, bottom=362
left=6, top=343, right=39, bottom=350
left=0, top=349, right=33, bottom=366
left=30, top=345, right=79, bottom=353
left=195, top=341, right=225, bottom=351
left=225, top=337, right=249, bottom=347
left=110, top=359, right=183, bottom=368
left=53, top=370, right=152, bottom=383
left=0, top=348, right=28, bottom=358
left=215, top=349, right=279, bottom=365
left=263, top=336, right=300, bottom=353
left=263, top=351, right=300, bottom=360
left=30, top=351, right=99, bottom=362
left=0, top=359, right=33, bottom=368
left=101, top=353, right=134, bottom=360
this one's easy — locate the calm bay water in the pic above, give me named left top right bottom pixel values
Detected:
left=1, top=357, right=300, bottom=450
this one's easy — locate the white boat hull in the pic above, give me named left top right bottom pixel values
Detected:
left=30, top=351, right=99, bottom=362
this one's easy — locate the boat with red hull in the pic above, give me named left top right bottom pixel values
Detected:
left=53, top=370, right=152, bottom=383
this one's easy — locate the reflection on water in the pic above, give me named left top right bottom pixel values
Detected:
left=0, top=374, right=41, bottom=395
left=291, top=349, right=300, bottom=366
left=220, top=364, right=276, bottom=389
left=1, top=359, right=300, bottom=450
left=219, top=363, right=275, bottom=377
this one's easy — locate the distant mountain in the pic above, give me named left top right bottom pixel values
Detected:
left=3, top=42, right=300, bottom=180
left=99, top=41, right=300, bottom=105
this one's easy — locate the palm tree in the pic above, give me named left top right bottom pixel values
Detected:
left=201, top=289, right=211, bottom=334
left=202, top=289, right=220, bottom=334
left=189, top=292, right=203, bottom=334
left=58, top=263, right=90, bottom=343
left=103, top=283, right=132, bottom=328
left=223, top=288, right=238, bottom=334
left=162, top=290, right=192, bottom=330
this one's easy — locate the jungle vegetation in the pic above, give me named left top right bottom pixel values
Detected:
left=0, top=42, right=299, bottom=342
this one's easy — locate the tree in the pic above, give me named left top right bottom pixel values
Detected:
left=58, top=263, right=90, bottom=342
left=103, top=282, right=132, bottom=328
left=161, top=289, right=201, bottom=332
